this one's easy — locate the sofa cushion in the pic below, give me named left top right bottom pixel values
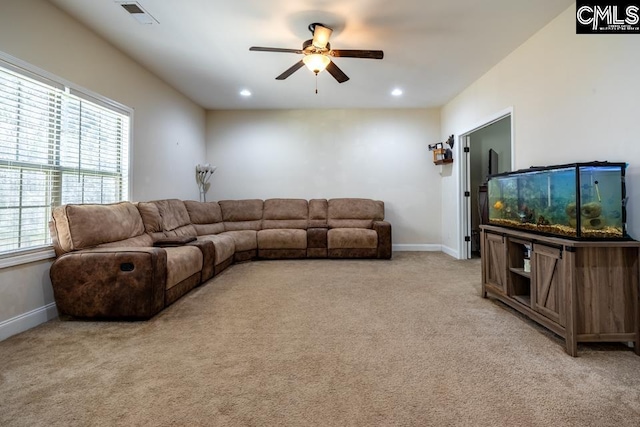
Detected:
left=139, top=199, right=197, bottom=238
left=221, top=230, right=258, bottom=251
left=164, top=246, right=203, bottom=289
left=184, top=200, right=223, bottom=223
left=154, top=199, right=197, bottom=237
left=262, top=199, right=308, bottom=229
left=136, top=202, right=165, bottom=240
left=257, top=229, right=307, bottom=249
left=219, top=199, right=263, bottom=231
left=197, top=234, right=235, bottom=265
left=155, top=199, right=191, bottom=230
left=327, top=228, right=378, bottom=249
left=327, top=198, right=384, bottom=229
left=184, top=200, right=224, bottom=235
left=191, top=222, right=224, bottom=236
left=164, top=224, right=197, bottom=238
left=309, top=199, right=328, bottom=228
left=52, top=202, right=145, bottom=254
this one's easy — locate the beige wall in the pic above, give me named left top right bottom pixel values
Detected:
left=0, top=0, right=206, bottom=327
left=441, top=5, right=640, bottom=256
left=206, top=109, right=443, bottom=246
left=0, top=260, right=53, bottom=325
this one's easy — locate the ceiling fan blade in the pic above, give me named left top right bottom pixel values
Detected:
left=276, top=60, right=305, bottom=80
left=250, top=47, right=304, bottom=54
left=326, top=61, right=349, bottom=83
left=330, top=50, right=384, bottom=60
left=312, top=25, right=333, bottom=49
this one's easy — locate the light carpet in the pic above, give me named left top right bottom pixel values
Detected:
left=1, top=252, right=639, bottom=426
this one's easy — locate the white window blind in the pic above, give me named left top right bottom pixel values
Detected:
left=0, top=59, right=130, bottom=256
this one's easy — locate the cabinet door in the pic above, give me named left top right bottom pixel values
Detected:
left=531, top=243, right=565, bottom=326
left=483, top=232, right=507, bottom=294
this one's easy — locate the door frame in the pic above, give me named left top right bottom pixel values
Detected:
left=457, top=107, right=515, bottom=259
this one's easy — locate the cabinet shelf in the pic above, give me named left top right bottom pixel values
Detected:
left=509, top=267, right=530, bottom=279
left=513, top=295, right=531, bottom=307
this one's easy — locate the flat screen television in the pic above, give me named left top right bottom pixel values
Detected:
left=488, top=148, right=499, bottom=177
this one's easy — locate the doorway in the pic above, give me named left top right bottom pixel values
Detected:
left=460, top=115, right=512, bottom=259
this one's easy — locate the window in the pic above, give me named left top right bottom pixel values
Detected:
left=0, top=56, right=130, bottom=258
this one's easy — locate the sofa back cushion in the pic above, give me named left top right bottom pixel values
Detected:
left=262, top=199, right=308, bottom=229
left=51, top=202, right=146, bottom=254
left=219, top=199, right=264, bottom=231
left=184, top=200, right=225, bottom=235
left=136, top=202, right=165, bottom=240
left=138, top=199, right=196, bottom=238
left=308, top=199, right=328, bottom=228
left=327, top=198, right=384, bottom=229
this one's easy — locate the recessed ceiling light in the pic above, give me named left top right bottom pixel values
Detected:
left=240, top=89, right=252, bottom=97
left=391, top=88, right=403, bottom=97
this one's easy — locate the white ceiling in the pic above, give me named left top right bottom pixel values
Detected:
left=47, top=0, right=574, bottom=110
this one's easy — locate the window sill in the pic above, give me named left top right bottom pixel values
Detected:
left=0, top=247, right=56, bottom=269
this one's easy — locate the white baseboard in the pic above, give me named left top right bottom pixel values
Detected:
left=440, top=245, right=460, bottom=259
left=392, top=244, right=442, bottom=252
left=0, top=302, right=58, bottom=342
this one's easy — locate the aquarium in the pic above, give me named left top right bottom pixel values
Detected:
left=487, top=162, right=628, bottom=239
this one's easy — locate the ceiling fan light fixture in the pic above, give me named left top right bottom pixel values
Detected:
left=311, top=25, right=333, bottom=49
left=303, top=54, right=330, bottom=74
left=250, top=22, right=382, bottom=83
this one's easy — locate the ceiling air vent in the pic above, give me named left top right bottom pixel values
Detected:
left=116, top=1, right=158, bottom=25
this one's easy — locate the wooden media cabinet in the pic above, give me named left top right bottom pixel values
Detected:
left=480, top=224, right=640, bottom=356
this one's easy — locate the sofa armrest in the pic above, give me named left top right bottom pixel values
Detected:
left=307, top=227, right=328, bottom=248
left=307, top=227, right=328, bottom=258
left=373, top=221, right=392, bottom=259
left=50, top=247, right=168, bottom=319
left=186, top=239, right=215, bottom=281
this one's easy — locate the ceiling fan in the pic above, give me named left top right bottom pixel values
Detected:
left=249, top=23, right=384, bottom=84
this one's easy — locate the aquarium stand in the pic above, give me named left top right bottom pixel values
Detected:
left=480, top=224, right=640, bottom=357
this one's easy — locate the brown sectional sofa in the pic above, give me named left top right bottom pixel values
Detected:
left=49, top=198, right=392, bottom=319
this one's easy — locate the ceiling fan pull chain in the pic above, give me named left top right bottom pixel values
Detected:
left=315, top=73, right=318, bottom=94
